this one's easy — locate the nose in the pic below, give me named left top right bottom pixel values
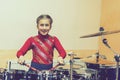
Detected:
left=43, top=25, right=47, bottom=29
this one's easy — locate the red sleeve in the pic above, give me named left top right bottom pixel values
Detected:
left=54, top=36, right=66, bottom=58
left=16, top=37, right=33, bottom=58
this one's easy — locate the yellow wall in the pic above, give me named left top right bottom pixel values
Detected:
left=100, top=0, right=120, bottom=61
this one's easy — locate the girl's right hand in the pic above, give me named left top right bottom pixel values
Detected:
left=18, top=56, right=25, bottom=65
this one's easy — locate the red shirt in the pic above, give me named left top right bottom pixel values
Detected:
left=16, top=34, right=66, bottom=64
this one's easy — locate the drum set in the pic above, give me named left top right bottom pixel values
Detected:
left=80, top=27, right=120, bottom=80
left=0, top=57, right=99, bottom=80
left=0, top=27, right=120, bottom=80
left=0, top=53, right=118, bottom=80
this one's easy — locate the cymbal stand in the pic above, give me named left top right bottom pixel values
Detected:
left=68, top=52, right=76, bottom=80
left=102, top=38, right=120, bottom=80
left=114, top=54, right=120, bottom=80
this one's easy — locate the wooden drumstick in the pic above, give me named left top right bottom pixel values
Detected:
left=21, top=62, right=41, bottom=73
left=49, top=63, right=65, bottom=71
left=20, top=62, right=63, bottom=72
left=49, top=63, right=60, bottom=71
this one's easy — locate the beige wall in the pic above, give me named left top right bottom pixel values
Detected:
left=0, top=0, right=101, bottom=68
left=100, top=0, right=120, bottom=61
left=0, top=0, right=101, bottom=50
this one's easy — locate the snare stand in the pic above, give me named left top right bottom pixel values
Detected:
left=68, top=52, right=76, bottom=80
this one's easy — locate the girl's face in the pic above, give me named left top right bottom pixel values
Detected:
left=37, top=18, right=51, bottom=36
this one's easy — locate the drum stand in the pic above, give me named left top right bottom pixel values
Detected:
left=114, top=54, right=120, bottom=80
left=102, top=38, right=120, bottom=80
left=68, top=52, right=76, bottom=80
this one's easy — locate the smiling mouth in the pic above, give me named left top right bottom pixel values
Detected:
left=41, top=30, right=49, bottom=33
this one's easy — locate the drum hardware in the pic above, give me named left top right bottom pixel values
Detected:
left=53, top=69, right=70, bottom=80
left=86, top=52, right=106, bottom=60
left=80, top=53, right=115, bottom=80
left=99, top=30, right=119, bottom=80
left=80, top=27, right=120, bottom=80
left=99, top=27, right=120, bottom=80
left=81, top=55, right=115, bottom=65
left=114, top=54, right=120, bottom=80
left=69, top=53, right=100, bottom=80
left=80, top=28, right=120, bottom=38
left=99, top=65, right=118, bottom=80
left=68, top=52, right=76, bottom=80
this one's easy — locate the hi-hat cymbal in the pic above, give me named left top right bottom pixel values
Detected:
left=80, top=30, right=120, bottom=38
left=81, top=57, right=115, bottom=65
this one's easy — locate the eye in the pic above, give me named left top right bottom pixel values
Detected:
left=45, top=24, right=49, bottom=26
left=40, top=24, right=49, bottom=26
left=40, top=24, right=44, bottom=26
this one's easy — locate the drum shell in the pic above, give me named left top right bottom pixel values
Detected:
left=99, top=66, right=120, bottom=80
left=86, top=63, right=100, bottom=70
left=5, top=70, right=26, bottom=80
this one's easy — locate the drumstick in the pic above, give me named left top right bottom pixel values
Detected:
left=49, top=63, right=60, bottom=71
left=20, top=62, right=63, bottom=72
left=21, top=62, right=41, bottom=73
left=49, top=63, right=65, bottom=71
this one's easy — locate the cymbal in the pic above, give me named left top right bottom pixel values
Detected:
left=73, top=57, right=81, bottom=59
left=81, top=57, right=115, bottom=65
left=80, top=30, right=120, bottom=38
left=57, top=64, right=81, bottom=69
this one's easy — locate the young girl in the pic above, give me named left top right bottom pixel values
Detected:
left=16, top=14, right=66, bottom=71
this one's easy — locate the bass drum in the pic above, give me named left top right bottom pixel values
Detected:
left=99, top=65, right=120, bottom=80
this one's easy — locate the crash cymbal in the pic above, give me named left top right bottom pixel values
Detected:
left=81, top=57, right=115, bottom=65
left=80, top=30, right=120, bottom=38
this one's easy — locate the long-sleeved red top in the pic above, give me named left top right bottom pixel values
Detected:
left=16, top=34, right=66, bottom=64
